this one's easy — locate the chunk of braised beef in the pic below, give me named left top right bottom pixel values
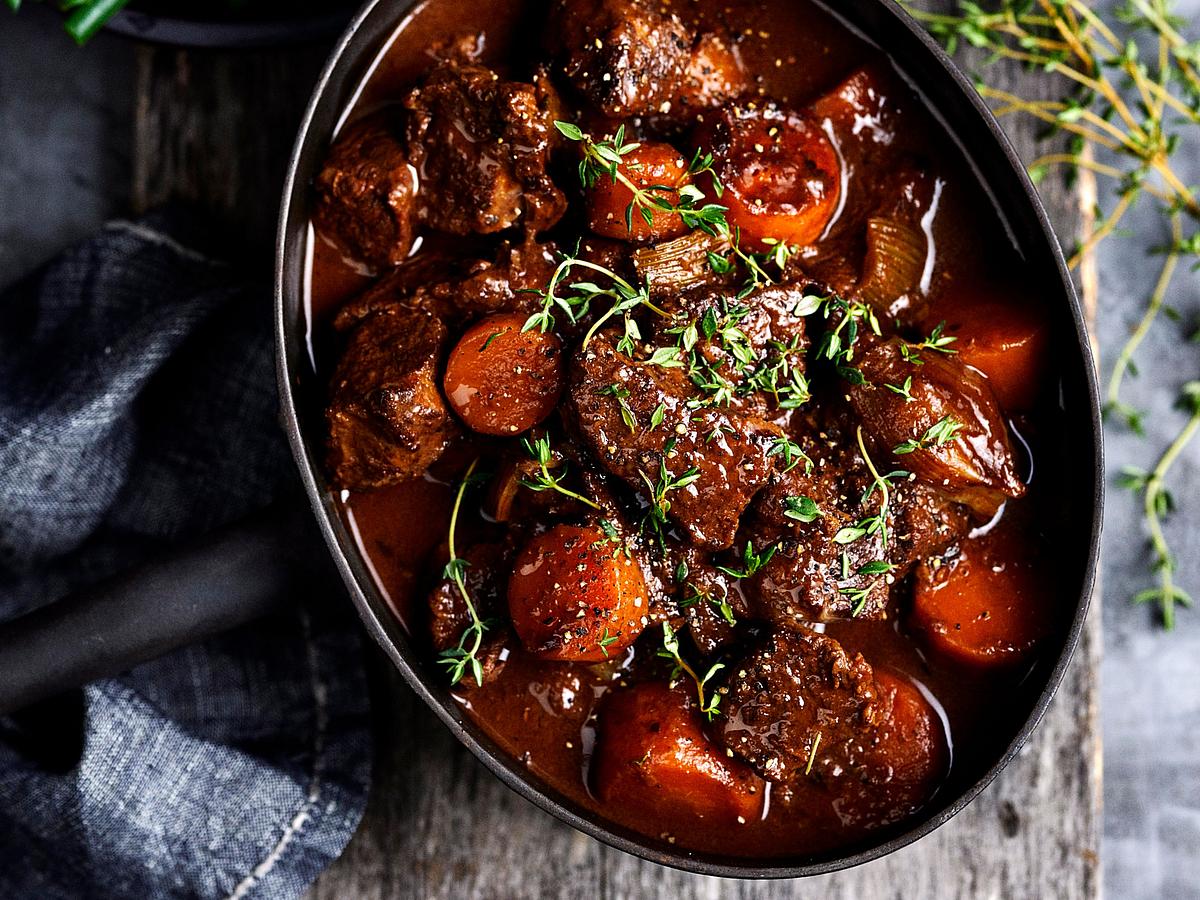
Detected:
left=738, top=411, right=970, bottom=624
left=547, top=0, right=745, bottom=120
left=326, top=307, right=457, bottom=489
left=428, top=242, right=560, bottom=324
left=719, top=627, right=883, bottom=786
left=331, top=253, right=452, bottom=332
left=312, top=112, right=417, bottom=270
left=427, top=541, right=510, bottom=651
left=827, top=669, right=949, bottom=829
left=722, top=631, right=946, bottom=826
left=651, top=279, right=812, bottom=420
left=566, top=332, right=782, bottom=550
left=742, top=442, right=890, bottom=624
left=847, top=335, right=1025, bottom=517
left=404, top=57, right=566, bottom=236
left=334, top=240, right=559, bottom=333
left=807, top=65, right=904, bottom=174
left=677, top=556, right=747, bottom=654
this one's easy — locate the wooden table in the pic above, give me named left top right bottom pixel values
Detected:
left=133, top=18, right=1102, bottom=900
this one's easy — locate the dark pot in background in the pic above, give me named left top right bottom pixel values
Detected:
left=106, top=6, right=354, bottom=48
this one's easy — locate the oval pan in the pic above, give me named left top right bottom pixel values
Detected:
left=275, top=0, right=1102, bottom=877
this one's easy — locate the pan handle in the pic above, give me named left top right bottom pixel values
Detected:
left=0, top=501, right=339, bottom=716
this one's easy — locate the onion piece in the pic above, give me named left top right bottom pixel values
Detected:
left=857, top=216, right=926, bottom=313
left=633, top=229, right=732, bottom=297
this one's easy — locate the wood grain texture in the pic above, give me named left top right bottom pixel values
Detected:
left=131, top=11, right=1102, bottom=899
left=132, top=44, right=327, bottom=256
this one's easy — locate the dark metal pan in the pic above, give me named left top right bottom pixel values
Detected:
left=272, top=0, right=1103, bottom=878
left=0, top=0, right=1102, bottom=879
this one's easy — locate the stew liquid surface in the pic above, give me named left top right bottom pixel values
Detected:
left=305, top=0, right=1071, bottom=860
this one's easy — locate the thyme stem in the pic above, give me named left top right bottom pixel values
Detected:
left=440, top=458, right=489, bottom=686
left=1105, top=211, right=1183, bottom=433
left=1137, top=393, right=1200, bottom=629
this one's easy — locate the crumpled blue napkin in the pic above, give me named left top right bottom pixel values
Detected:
left=0, top=211, right=371, bottom=899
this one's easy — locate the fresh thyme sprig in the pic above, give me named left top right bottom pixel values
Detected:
left=657, top=622, right=724, bottom=719
left=591, top=518, right=629, bottom=560
left=1117, top=381, right=1200, bottom=628
left=904, top=0, right=1200, bottom=627
left=681, top=581, right=737, bottom=626
left=834, top=427, right=910, bottom=549
left=903, top=0, right=1200, bottom=245
left=597, top=627, right=620, bottom=657
left=716, top=540, right=778, bottom=579
left=639, top=461, right=701, bottom=547
left=768, top=435, right=815, bottom=474
left=839, top=560, right=898, bottom=617
left=518, top=435, right=601, bottom=509
left=885, top=375, right=916, bottom=402
left=521, top=250, right=667, bottom=348
left=438, top=459, right=490, bottom=686
left=810, top=293, right=884, bottom=383
left=893, top=415, right=965, bottom=455
left=599, top=383, right=639, bottom=433
left=899, top=321, right=958, bottom=365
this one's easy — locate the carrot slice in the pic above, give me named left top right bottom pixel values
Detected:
left=867, top=671, right=947, bottom=790
left=586, top=141, right=693, bottom=242
left=930, top=298, right=1048, bottom=412
left=507, top=524, right=649, bottom=661
left=442, top=313, right=564, bottom=436
left=703, top=105, right=840, bottom=250
left=594, top=682, right=765, bottom=824
left=911, top=524, right=1054, bottom=668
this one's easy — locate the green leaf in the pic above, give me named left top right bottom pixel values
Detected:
left=783, top=495, right=822, bottom=523
left=649, top=402, right=666, bottom=431
left=646, top=346, right=685, bottom=368
left=64, top=0, right=129, bottom=44
left=707, top=251, right=733, bottom=274
left=858, top=560, right=897, bottom=576
left=833, top=525, right=868, bottom=545
left=443, top=557, right=470, bottom=582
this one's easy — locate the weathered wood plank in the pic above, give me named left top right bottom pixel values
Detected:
left=132, top=44, right=327, bottom=256
left=130, top=16, right=1101, bottom=900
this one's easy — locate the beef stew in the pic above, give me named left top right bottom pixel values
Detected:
left=304, top=0, right=1080, bottom=861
